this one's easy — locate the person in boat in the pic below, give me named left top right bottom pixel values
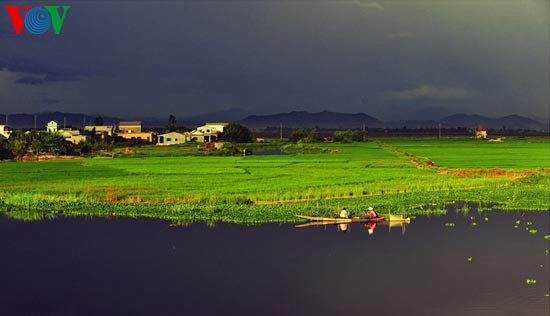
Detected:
left=366, top=207, right=378, bottom=218
left=338, top=208, right=351, bottom=232
left=339, top=208, right=351, bottom=219
left=359, top=207, right=378, bottom=219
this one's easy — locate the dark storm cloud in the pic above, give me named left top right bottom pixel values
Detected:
left=37, top=98, right=61, bottom=105
left=15, top=76, right=44, bottom=85
left=0, top=0, right=547, bottom=121
left=0, top=57, right=91, bottom=82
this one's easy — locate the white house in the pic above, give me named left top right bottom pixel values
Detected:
left=195, top=123, right=228, bottom=134
left=0, top=125, right=12, bottom=139
left=157, top=132, right=187, bottom=146
left=46, top=120, right=58, bottom=133
left=188, top=122, right=229, bottom=143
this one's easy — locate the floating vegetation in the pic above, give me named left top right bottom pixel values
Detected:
left=470, top=216, right=476, bottom=220
left=444, top=222, right=455, bottom=227
left=471, top=222, right=477, bottom=226
left=514, top=225, right=519, bottom=229
left=526, top=221, right=533, bottom=226
left=528, top=229, right=538, bottom=234
left=467, top=257, right=473, bottom=262
left=544, top=235, right=550, bottom=240
left=484, top=217, right=489, bottom=221
left=545, top=249, right=549, bottom=256
left=515, top=220, right=521, bottom=225
left=525, top=279, right=537, bottom=285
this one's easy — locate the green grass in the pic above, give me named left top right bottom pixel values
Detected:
left=1, top=136, right=549, bottom=223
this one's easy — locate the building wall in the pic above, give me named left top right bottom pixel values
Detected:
left=117, top=132, right=154, bottom=142
left=157, top=132, right=186, bottom=146
left=189, top=133, right=219, bottom=143
left=66, top=135, right=87, bottom=144
left=84, top=126, right=114, bottom=136
left=118, top=122, right=142, bottom=133
left=196, top=123, right=228, bottom=134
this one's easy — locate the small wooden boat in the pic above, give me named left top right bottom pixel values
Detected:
left=295, top=215, right=385, bottom=223
left=379, top=213, right=410, bottom=222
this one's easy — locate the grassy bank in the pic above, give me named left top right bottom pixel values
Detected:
left=1, top=137, right=549, bottom=223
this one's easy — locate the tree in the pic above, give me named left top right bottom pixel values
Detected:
left=289, top=129, right=307, bottom=143
left=94, top=116, right=104, bottom=126
left=167, top=114, right=177, bottom=131
left=43, top=133, right=68, bottom=155
left=0, top=135, right=13, bottom=160
left=333, top=130, right=353, bottom=143
left=289, top=128, right=317, bottom=143
left=7, top=130, right=31, bottom=157
left=220, top=123, right=252, bottom=143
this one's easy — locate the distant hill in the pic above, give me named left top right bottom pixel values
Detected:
left=438, top=113, right=546, bottom=130
left=184, top=108, right=252, bottom=123
left=238, top=111, right=382, bottom=129
left=1, top=111, right=546, bottom=131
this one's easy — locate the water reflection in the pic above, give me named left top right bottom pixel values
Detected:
left=0, top=209, right=548, bottom=316
left=296, top=213, right=411, bottom=235
left=297, top=218, right=411, bottom=235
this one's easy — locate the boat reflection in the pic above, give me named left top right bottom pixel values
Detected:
left=295, top=215, right=411, bottom=235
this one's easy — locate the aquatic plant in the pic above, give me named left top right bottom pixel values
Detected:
left=526, top=279, right=537, bottom=285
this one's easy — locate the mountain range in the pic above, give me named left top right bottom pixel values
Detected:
left=0, top=110, right=547, bottom=131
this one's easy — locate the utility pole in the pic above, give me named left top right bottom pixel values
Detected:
left=280, top=123, right=283, bottom=140
left=438, top=123, right=441, bottom=139
left=363, top=121, right=366, bottom=142
left=34, top=115, right=37, bottom=130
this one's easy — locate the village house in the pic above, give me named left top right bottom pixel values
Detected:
left=46, top=120, right=58, bottom=133
left=0, top=125, right=12, bottom=139
left=118, top=121, right=142, bottom=133
left=189, top=122, right=228, bottom=143
left=157, top=132, right=187, bottom=146
left=157, top=123, right=229, bottom=145
left=475, top=128, right=488, bottom=139
left=188, top=129, right=218, bottom=143
left=195, top=123, right=228, bottom=134
left=43, top=121, right=88, bottom=144
left=116, top=121, right=155, bottom=142
left=58, top=128, right=87, bottom=144
left=84, top=125, right=115, bottom=137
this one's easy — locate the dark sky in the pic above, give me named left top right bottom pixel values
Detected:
left=0, top=0, right=548, bottom=121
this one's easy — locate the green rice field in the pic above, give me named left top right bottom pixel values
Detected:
left=1, top=137, right=549, bottom=223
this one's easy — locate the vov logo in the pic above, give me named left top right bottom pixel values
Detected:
left=5, top=5, right=71, bottom=35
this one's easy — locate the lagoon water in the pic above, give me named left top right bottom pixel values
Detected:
left=0, top=211, right=548, bottom=316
